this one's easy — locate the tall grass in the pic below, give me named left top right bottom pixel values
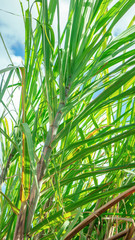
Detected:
left=0, top=0, right=135, bottom=239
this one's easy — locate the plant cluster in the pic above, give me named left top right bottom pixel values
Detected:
left=0, top=0, right=135, bottom=239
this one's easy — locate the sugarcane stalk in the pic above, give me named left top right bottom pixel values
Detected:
left=26, top=102, right=65, bottom=233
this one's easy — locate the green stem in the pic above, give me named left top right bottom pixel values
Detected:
left=26, top=102, right=65, bottom=233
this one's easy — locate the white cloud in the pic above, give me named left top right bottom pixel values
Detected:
left=10, top=55, right=23, bottom=66
left=0, top=0, right=25, bottom=49
left=0, top=46, right=11, bottom=69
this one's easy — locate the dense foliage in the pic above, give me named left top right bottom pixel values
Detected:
left=0, top=0, right=135, bottom=239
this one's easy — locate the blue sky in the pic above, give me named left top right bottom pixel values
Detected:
left=11, top=42, right=24, bottom=58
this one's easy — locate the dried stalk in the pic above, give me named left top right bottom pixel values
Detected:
left=13, top=202, right=27, bottom=240
left=64, top=186, right=135, bottom=240
left=86, top=199, right=101, bottom=239
left=107, top=229, right=128, bottom=240
left=125, top=224, right=135, bottom=240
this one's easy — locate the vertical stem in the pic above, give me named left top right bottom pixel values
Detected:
left=26, top=102, right=65, bottom=233
left=13, top=67, right=27, bottom=240
left=20, top=67, right=26, bottom=201
left=13, top=202, right=27, bottom=240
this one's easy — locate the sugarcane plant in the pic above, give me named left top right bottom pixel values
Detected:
left=0, top=0, right=135, bottom=239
